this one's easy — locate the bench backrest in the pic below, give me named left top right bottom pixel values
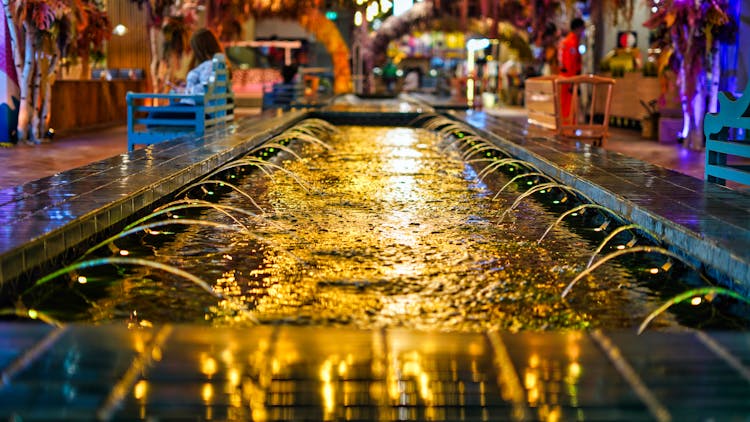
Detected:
left=127, top=53, right=235, bottom=151
left=203, top=53, right=234, bottom=125
left=704, top=82, right=750, bottom=186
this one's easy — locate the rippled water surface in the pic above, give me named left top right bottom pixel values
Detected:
left=41, top=125, right=746, bottom=331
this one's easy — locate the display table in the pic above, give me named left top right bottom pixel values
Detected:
left=50, top=79, right=147, bottom=134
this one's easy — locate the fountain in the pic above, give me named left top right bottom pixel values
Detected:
left=6, top=110, right=743, bottom=332
left=0, top=96, right=749, bottom=420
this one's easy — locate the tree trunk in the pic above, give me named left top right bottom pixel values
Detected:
left=685, top=88, right=706, bottom=150
left=149, top=26, right=163, bottom=92
left=679, top=62, right=706, bottom=151
left=30, top=48, right=42, bottom=142
left=16, top=23, right=34, bottom=142
left=708, top=48, right=720, bottom=114
left=35, top=37, right=56, bottom=141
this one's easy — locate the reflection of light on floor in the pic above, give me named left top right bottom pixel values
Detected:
left=388, top=158, right=420, bottom=173
left=380, top=129, right=423, bottom=203
left=387, top=260, right=418, bottom=279
left=383, top=128, right=419, bottom=147
left=377, top=129, right=431, bottom=281
left=384, top=175, right=419, bottom=202
left=381, top=294, right=421, bottom=317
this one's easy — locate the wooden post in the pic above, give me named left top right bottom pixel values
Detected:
left=460, top=0, right=468, bottom=32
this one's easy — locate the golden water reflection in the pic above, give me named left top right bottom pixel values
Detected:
left=122, top=326, right=622, bottom=421
left=202, top=125, right=638, bottom=330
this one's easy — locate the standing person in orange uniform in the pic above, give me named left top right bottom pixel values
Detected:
left=558, top=17, right=585, bottom=122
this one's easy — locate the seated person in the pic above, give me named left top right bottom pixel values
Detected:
left=177, top=28, right=226, bottom=98
left=150, top=28, right=227, bottom=125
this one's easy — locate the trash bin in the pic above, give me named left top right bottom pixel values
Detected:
left=641, top=114, right=658, bottom=140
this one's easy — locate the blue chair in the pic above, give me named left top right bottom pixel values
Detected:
left=126, top=53, right=234, bottom=151
left=704, top=83, right=750, bottom=186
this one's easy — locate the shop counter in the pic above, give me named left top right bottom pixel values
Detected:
left=50, top=79, right=147, bottom=134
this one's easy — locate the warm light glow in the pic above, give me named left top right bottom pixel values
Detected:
left=77, top=276, right=88, bottom=284
left=113, top=24, right=128, bottom=36
left=202, top=383, right=213, bottom=402
left=691, top=296, right=702, bottom=306
left=649, top=268, right=659, bottom=274
left=151, top=346, right=162, bottom=361
left=320, top=358, right=336, bottom=418
left=524, top=371, right=537, bottom=389
left=529, top=354, right=540, bottom=368
left=320, top=360, right=333, bottom=383
left=418, top=372, right=432, bottom=402
left=119, top=249, right=130, bottom=256
left=201, top=355, right=218, bottom=378
left=228, top=368, right=241, bottom=386
left=568, top=362, right=581, bottom=378
left=134, top=380, right=148, bottom=400
left=221, top=348, right=234, bottom=364
left=527, top=385, right=539, bottom=404
left=322, top=383, right=335, bottom=416
left=354, top=11, right=363, bottom=26
left=366, top=2, right=379, bottom=21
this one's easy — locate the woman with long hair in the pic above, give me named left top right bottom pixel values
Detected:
left=181, top=28, right=225, bottom=98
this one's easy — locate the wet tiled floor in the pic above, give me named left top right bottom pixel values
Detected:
left=1, top=324, right=749, bottom=421
left=0, top=107, right=709, bottom=190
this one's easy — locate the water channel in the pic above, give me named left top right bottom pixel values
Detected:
left=22, top=123, right=750, bottom=332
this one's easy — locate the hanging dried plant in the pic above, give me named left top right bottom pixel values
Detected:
left=643, top=0, right=736, bottom=101
left=609, top=0, right=635, bottom=27
left=643, top=0, right=737, bottom=147
left=70, top=1, right=111, bottom=60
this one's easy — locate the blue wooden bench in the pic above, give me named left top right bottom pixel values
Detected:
left=704, top=83, right=750, bottom=186
left=126, top=53, right=234, bottom=151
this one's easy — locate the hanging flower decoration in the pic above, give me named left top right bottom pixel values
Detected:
left=530, top=0, right=561, bottom=42
left=365, top=1, right=434, bottom=68
left=10, top=0, right=70, bottom=31
left=69, top=1, right=112, bottom=62
left=204, top=0, right=252, bottom=41
left=609, top=0, right=635, bottom=26
left=6, top=0, right=82, bottom=143
left=162, top=15, right=191, bottom=59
